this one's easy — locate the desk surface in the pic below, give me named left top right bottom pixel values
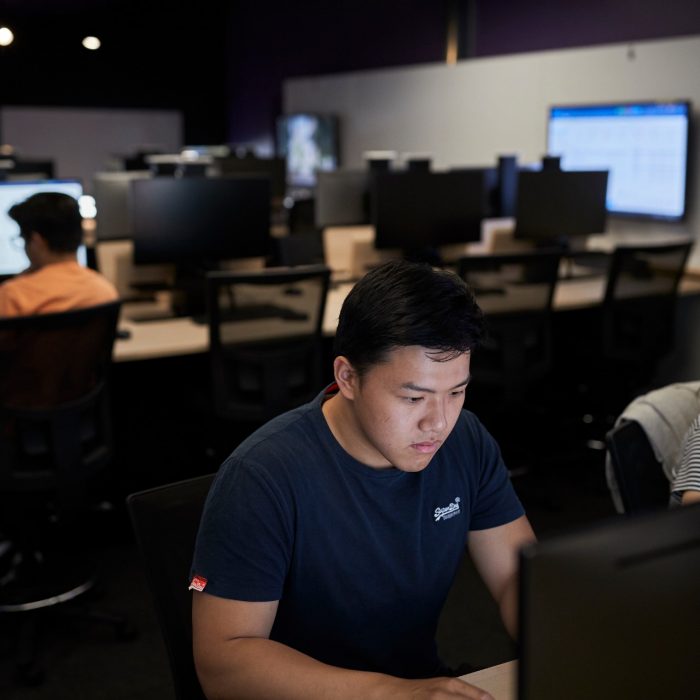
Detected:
left=113, top=275, right=700, bottom=363
left=460, top=660, right=516, bottom=700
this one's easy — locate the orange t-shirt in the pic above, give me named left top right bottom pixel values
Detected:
left=0, top=261, right=119, bottom=317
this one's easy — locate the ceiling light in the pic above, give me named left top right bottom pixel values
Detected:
left=0, top=26, right=14, bottom=47
left=82, top=36, right=101, bottom=50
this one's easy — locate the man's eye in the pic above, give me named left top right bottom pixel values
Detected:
left=451, top=389, right=465, bottom=397
left=404, top=396, right=423, bottom=403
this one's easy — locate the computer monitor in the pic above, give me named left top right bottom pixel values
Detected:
left=372, top=170, right=493, bottom=258
left=547, top=101, right=691, bottom=221
left=518, top=503, right=700, bottom=699
left=276, top=113, right=339, bottom=188
left=0, top=179, right=87, bottom=277
left=314, top=170, right=369, bottom=228
left=213, top=155, right=287, bottom=200
left=131, top=176, right=271, bottom=266
left=514, top=169, right=608, bottom=248
left=93, top=170, right=152, bottom=242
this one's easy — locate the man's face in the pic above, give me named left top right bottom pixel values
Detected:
left=345, top=345, right=471, bottom=473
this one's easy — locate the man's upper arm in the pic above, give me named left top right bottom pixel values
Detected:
left=193, top=592, right=279, bottom=646
left=467, top=515, right=536, bottom=603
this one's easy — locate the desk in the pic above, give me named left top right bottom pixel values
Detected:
left=459, top=660, right=516, bottom=699
left=114, top=275, right=700, bottom=362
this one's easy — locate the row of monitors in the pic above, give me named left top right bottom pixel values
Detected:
left=0, top=177, right=272, bottom=276
left=316, top=167, right=609, bottom=251
left=0, top=169, right=607, bottom=278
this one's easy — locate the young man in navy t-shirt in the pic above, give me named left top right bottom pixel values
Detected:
left=191, top=259, right=536, bottom=700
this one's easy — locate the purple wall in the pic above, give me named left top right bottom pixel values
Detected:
left=225, top=0, right=700, bottom=148
left=225, top=1, right=447, bottom=147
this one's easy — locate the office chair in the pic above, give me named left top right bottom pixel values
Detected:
left=457, top=251, right=561, bottom=407
left=456, top=251, right=561, bottom=470
left=0, top=300, right=131, bottom=684
left=126, top=473, right=215, bottom=700
left=605, top=420, right=670, bottom=513
left=575, top=241, right=692, bottom=426
left=206, top=265, right=331, bottom=430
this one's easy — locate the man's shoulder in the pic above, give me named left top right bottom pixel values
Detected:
left=227, top=397, right=324, bottom=468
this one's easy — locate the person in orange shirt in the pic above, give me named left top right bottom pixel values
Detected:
left=0, top=192, right=118, bottom=317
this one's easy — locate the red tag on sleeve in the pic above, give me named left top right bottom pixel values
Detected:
left=189, top=575, right=207, bottom=592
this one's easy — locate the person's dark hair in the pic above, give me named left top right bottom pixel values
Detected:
left=334, top=259, right=484, bottom=375
left=8, top=192, right=83, bottom=253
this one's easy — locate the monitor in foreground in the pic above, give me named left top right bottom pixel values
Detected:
left=518, top=503, right=700, bottom=699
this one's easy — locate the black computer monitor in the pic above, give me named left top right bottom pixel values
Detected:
left=214, top=155, right=287, bottom=201
left=131, top=176, right=271, bottom=266
left=372, top=170, right=493, bottom=260
left=93, top=170, right=152, bottom=242
left=518, top=503, right=700, bottom=699
left=514, top=169, right=608, bottom=248
left=0, top=179, right=87, bottom=278
left=314, top=169, right=369, bottom=228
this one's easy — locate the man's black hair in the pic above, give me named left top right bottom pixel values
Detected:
left=8, top=192, right=83, bottom=253
left=334, top=259, right=484, bottom=375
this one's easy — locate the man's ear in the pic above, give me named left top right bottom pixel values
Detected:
left=333, top=355, right=359, bottom=400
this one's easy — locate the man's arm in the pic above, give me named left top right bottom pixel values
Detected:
left=192, top=592, right=496, bottom=700
left=467, top=514, right=536, bottom=639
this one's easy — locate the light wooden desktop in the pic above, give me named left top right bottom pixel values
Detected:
left=460, top=661, right=516, bottom=700
left=110, top=229, right=700, bottom=363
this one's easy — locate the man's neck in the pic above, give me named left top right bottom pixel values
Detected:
left=35, top=251, right=78, bottom=268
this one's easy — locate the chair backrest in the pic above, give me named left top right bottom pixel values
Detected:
left=0, top=300, right=121, bottom=497
left=605, top=419, right=670, bottom=513
left=206, top=264, right=331, bottom=422
left=126, top=474, right=215, bottom=700
left=602, top=242, right=691, bottom=364
left=456, top=251, right=561, bottom=404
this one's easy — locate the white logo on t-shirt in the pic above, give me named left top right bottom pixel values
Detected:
left=434, top=497, right=461, bottom=522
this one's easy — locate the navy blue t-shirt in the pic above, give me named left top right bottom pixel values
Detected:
left=191, top=387, right=524, bottom=679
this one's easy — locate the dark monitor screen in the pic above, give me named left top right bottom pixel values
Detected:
left=131, top=177, right=271, bottom=266
left=547, top=101, right=691, bottom=221
left=514, top=169, right=608, bottom=245
left=214, top=156, right=287, bottom=200
left=276, top=113, right=339, bottom=188
left=518, top=503, right=700, bottom=699
left=372, top=170, right=493, bottom=251
left=0, top=179, right=87, bottom=277
left=93, top=170, right=152, bottom=241
left=314, top=169, right=369, bottom=228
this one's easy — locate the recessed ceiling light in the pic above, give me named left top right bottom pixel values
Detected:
left=0, top=26, right=14, bottom=47
left=82, top=36, right=101, bottom=50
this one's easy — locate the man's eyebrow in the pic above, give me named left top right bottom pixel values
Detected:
left=401, top=377, right=471, bottom=394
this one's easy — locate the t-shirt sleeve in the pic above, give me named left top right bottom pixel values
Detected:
left=0, top=282, right=21, bottom=317
left=672, top=416, right=700, bottom=497
left=190, top=455, right=294, bottom=601
left=467, top=417, right=525, bottom=531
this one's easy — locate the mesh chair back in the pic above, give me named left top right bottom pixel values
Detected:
left=0, top=301, right=121, bottom=496
left=603, top=242, right=691, bottom=364
left=457, top=251, right=561, bottom=403
left=206, top=265, right=331, bottom=422
left=126, top=474, right=215, bottom=700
